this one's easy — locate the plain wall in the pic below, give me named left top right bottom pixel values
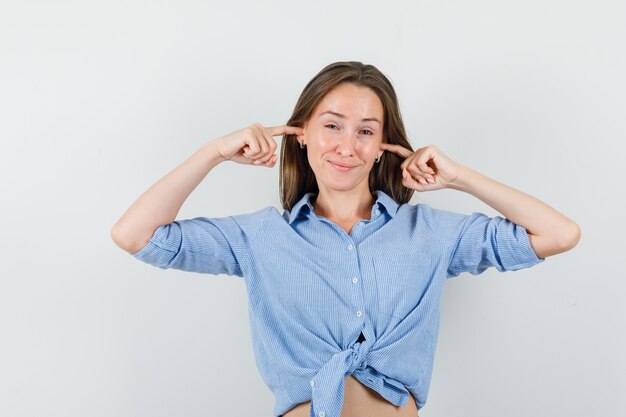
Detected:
left=1, top=1, right=624, bottom=416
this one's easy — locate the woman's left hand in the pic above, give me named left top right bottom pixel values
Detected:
left=379, top=143, right=463, bottom=192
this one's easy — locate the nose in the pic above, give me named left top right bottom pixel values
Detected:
left=335, top=132, right=356, bottom=157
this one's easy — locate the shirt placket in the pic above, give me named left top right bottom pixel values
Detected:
left=307, top=204, right=385, bottom=417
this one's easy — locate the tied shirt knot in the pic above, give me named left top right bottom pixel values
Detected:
left=309, top=340, right=374, bottom=417
left=347, top=341, right=368, bottom=373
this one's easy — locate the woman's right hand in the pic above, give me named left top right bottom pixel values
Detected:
left=213, top=123, right=304, bottom=167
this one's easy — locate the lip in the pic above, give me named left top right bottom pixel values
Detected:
left=328, top=160, right=357, bottom=171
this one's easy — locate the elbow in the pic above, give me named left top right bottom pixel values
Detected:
left=110, top=225, right=145, bottom=254
left=566, top=221, right=581, bottom=248
left=110, top=220, right=127, bottom=245
left=560, top=221, right=581, bottom=251
left=528, top=221, right=581, bottom=258
left=110, top=225, right=130, bottom=251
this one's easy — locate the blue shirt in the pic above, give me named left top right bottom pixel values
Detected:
left=130, top=189, right=545, bottom=417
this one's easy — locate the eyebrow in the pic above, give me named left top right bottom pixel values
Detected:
left=319, top=110, right=381, bottom=125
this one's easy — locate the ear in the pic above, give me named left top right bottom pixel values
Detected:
left=296, top=128, right=306, bottom=143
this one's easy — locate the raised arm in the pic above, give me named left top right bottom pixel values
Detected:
left=379, top=142, right=581, bottom=259
left=445, top=165, right=581, bottom=258
left=111, top=123, right=302, bottom=254
left=110, top=141, right=225, bottom=254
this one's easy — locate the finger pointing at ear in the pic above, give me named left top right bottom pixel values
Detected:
left=214, top=123, right=303, bottom=166
left=379, top=142, right=414, bottom=159
left=267, top=125, right=305, bottom=137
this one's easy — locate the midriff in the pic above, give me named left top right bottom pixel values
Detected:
left=282, top=374, right=419, bottom=417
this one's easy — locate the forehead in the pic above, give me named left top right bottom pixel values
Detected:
left=315, top=84, right=384, bottom=119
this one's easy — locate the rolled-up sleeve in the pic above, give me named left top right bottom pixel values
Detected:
left=445, top=211, right=545, bottom=278
left=131, top=214, right=260, bottom=277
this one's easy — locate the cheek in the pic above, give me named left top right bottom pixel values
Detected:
left=313, top=134, right=334, bottom=149
left=306, top=135, right=334, bottom=156
left=357, top=142, right=380, bottom=157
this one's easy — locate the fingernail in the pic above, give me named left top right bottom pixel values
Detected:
left=253, top=160, right=261, bottom=165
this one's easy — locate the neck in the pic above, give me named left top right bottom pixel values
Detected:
left=313, top=186, right=376, bottom=222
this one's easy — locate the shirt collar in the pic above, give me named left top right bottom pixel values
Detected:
left=287, top=189, right=400, bottom=224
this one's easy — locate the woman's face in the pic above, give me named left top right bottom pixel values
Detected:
left=299, top=83, right=385, bottom=194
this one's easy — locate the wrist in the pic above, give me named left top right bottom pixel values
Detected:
left=446, top=164, right=476, bottom=192
left=200, top=140, right=227, bottom=166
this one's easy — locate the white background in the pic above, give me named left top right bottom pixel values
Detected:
left=1, top=1, right=624, bottom=416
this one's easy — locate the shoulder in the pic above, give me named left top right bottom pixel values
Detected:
left=400, top=202, right=480, bottom=245
left=229, top=205, right=276, bottom=226
left=400, top=201, right=468, bottom=225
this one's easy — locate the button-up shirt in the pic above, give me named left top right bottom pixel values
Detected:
left=130, top=189, right=545, bottom=417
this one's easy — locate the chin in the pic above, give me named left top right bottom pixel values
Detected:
left=319, top=176, right=366, bottom=192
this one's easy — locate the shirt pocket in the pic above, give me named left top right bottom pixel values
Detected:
left=372, top=253, right=432, bottom=319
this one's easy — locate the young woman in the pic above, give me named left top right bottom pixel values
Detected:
left=111, top=61, right=580, bottom=417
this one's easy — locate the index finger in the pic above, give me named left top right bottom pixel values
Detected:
left=379, top=142, right=414, bottom=159
left=267, top=125, right=304, bottom=137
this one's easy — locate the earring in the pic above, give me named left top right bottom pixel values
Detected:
left=300, top=141, right=305, bottom=149
left=375, top=154, right=381, bottom=163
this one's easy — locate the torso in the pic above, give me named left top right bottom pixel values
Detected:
left=282, top=375, right=419, bottom=417
left=292, top=203, right=418, bottom=416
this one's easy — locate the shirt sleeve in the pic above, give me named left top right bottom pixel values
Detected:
left=421, top=205, right=545, bottom=278
left=446, top=211, right=545, bottom=278
left=130, top=211, right=264, bottom=277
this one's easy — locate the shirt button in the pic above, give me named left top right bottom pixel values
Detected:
left=319, top=412, right=326, bottom=417
left=347, top=243, right=353, bottom=251
left=356, top=310, right=362, bottom=317
left=359, top=222, right=365, bottom=227
left=310, top=380, right=315, bottom=387
left=374, top=209, right=380, bottom=216
left=352, top=276, right=358, bottom=284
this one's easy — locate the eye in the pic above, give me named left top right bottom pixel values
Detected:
left=361, top=129, right=373, bottom=135
left=325, top=124, right=338, bottom=129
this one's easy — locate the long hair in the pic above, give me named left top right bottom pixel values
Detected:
left=279, top=61, right=415, bottom=211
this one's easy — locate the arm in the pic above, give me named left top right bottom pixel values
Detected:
left=447, top=165, right=581, bottom=258
left=111, top=123, right=300, bottom=255
left=379, top=142, right=581, bottom=260
left=110, top=141, right=225, bottom=254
